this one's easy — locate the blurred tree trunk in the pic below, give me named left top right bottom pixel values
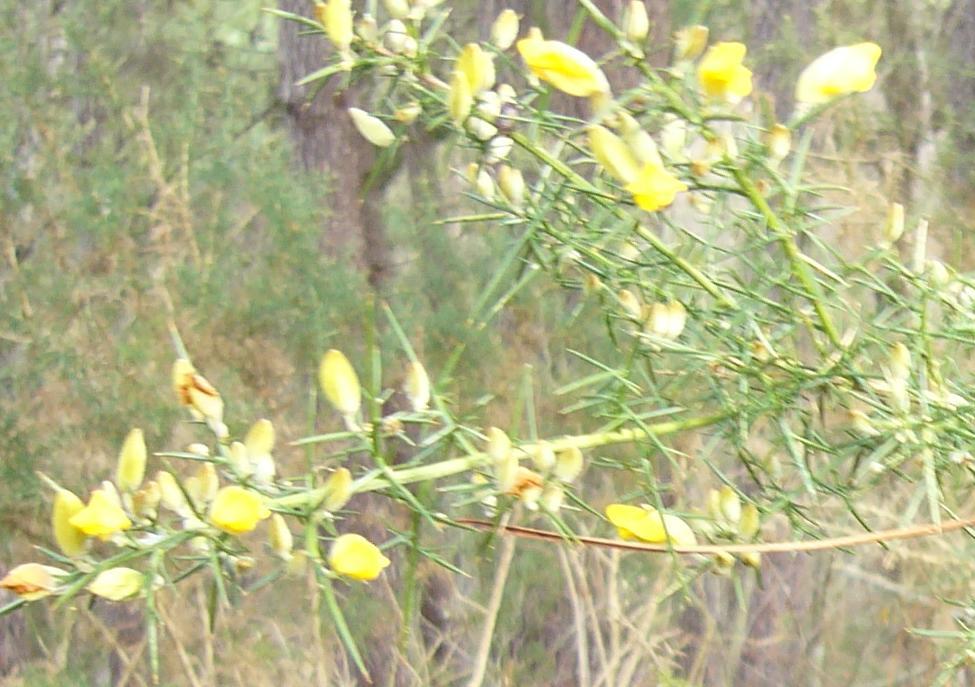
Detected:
left=277, top=0, right=393, bottom=290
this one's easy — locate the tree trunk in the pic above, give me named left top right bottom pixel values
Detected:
left=277, top=0, right=393, bottom=290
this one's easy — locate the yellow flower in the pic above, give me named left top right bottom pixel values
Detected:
left=588, top=125, right=640, bottom=184
left=323, top=467, right=354, bottom=511
left=52, top=488, right=88, bottom=557
left=605, top=504, right=696, bottom=546
left=697, top=42, right=752, bottom=102
left=319, top=349, right=361, bottom=418
left=116, top=428, right=147, bottom=493
left=245, top=418, right=277, bottom=484
left=449, top=69, right=473, bottom=125
left=319, top=0, right=354, bottom=52
left=623, top=1, right=650, bottom=43
left=625, top=162, right=687, bottom=212
left=69, top=489, right=132, bottom=540
left=491, top=9, right=519, bottom=51
left=0, top=563, right=67, bottom=601
left=403, top=361, right=431, bottom=412
left=87, top=567, right=144, bottom=601
left=795, top=42, right=881, bottom=105
left=268, top=513, right=294, bottom=561
left=328, top=533, right=390, bottom=581
left=516, top=36, right=610, bottom=97
left=208, top=486, right=270, bottom=535
left=457, top=43, right=495, bottom=94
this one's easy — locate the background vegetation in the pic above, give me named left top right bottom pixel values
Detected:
left=2, top=1, right=975, bottom=685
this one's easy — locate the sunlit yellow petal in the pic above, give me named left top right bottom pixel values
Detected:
left=52, top=488, right=88, bottom=557
left=328, top=533, right=391, bottom=581
left=625, top=162, right=687, bottom=212
left=116, top=428, right=147, bottom=493
left=795, top=42, right=881, bottom=105
left=87, top=567, right=144, bottom=601
left=697, top=42, right=752, bottom=102
left=319, top=349, right=361, bottom=417
left=517, top=37, right=609, bottom=97
left=208, top=486, right=270, bottom=535
left=69, top=489, right=132, bottom=540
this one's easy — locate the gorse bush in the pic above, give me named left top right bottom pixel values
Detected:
left=5, top=1, right=975, bottom=684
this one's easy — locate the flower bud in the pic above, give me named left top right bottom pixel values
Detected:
left=495, top=453, right=520, bottom=493
left=486, top=427, right=511, bottom=463
left=768, top=123, right=791, bottom=163
left=497, top=165, right=525, bottom=209
left=475, top=167, right=495, bottom=198
left=624, top=1, right=650, bottom=43
left=926, top=259, right=951, bottom=288
left=617, top=112, right=661, bottom=167
left=532, top=441, right=555, bottom=471
left=883, top=202, right=905, bottom=244
left=485, top=136, right=514, bottom=164
left=172, top=358, right=224, bottom=422
left=52, top=488, right=88, bottom=557
left=404, top=360, right=431, bottom=412
left=887, top=342, right=911, bottom=382
left=268, top=513, right=294, bottom=561
left=185, top=463, right=219, bottom=509
left=324, top=467, right=354, bottom=512
left=491, top=9, right=520, bottom=51
left=738, top=503, right=760, bottom=539
left=384, top=19, right=409, bottom=53
left=116, top=428, right=147, bottom=493
left=674, top=25, right=709, bottom=62
left=540, top=483, right=564, bottom=512
left=348, top=108, right=396, bottom=148
left=741, top=551, right=761, bottom=570
left=88, top=567, right=143, bottom=602
left=554, top=446, right=584, bottom=483
left=394, top=102, right=422, bottom=124
left=713, top=550, right=735, bottom=575
left=245, top=419, right=275, bottom=459
left=383, top=0, right=410, bottom=20
left=156, top=470, right=190, bottom=516
left=319, top=349, right=361, bottom=418
left=718, top=485, right=741, bottom=526
left=319, top=0, right=354, bottom=52
left=618, top=289, right=642, bottom=320
left=356, top=13, right=379, bottom=42
left=132, top=481, right=161, bottom=521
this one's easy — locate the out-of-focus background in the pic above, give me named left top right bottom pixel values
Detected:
left=2, top=1, right=975, bottom=685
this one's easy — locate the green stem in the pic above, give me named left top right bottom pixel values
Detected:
left=732, top=167, right=842, bottom=348
left=275, top=411, right=731, bottom=510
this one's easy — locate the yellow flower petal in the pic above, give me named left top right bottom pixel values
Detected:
left=588, top=125, right=640, bottom=184
left=87, top=567, right=144, bottom=602
left=348, top=108, right=396, bottom=148
left=116, top=428, right=147, bottom=493
left=69, top=489, right=132, bottom=540
left=625, top=162, right=687, bottom=212
left=449, top=69, right=473, bottom=125
left=319, top=349, right=361, bottom=417
left=209, top=486, right=270, bottom=535
left=457, top=43, right=496, bottom=94
left=605, top=504, right=696, bottom=546
left=52, top=488, right=88, bottom=557
left=323, top=467, right=354, bottom=512
left=697, top=42, right=753, bottom=102
left=795, top=42, right=881, bottom=105
left=516, top=37, right=609, bottom=97
left=321, top=0, right=354, bottom=52
left=491, top=9, right=519, bottom=51
left=403, top=361, right=431, bottom=412
left=328, top=533, right=390, bottom=581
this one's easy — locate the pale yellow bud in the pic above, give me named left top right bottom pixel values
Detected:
left=713, top=550, right=735, bottom=575
left=618, top=289, right=642, bottom=320
left=114, top=429, right=147, bottom=494
left=268, top=513, right=294, bottom=561
left=768, top=123, right=791, bottom=162
left=496, top=82, right=517, bottom=104
left=187, top=443, right=209, bottom=457
left=486, top=427, right=512, bottom=463
left=475, top=167, right=495, bottom=198
left=324, top=467, right=354, bottom=512
left=394, top=102, right=422, bottom=124
left=532, top=441, right=555, bottom=471
left=738, top=503, right=760, bottom=539
left=883, top=202, right=905, bottom=244
left=497, top=165, right=525, bottom=208
left=665, top=301, right=687, bottom=339
left=404, top=360, right=431, bottom=411
left=0, top=563, right=67, bottom=600
left=384, top=19, right=409, bottom=53
left=485, top=136, right=513, bottom=164
left=245, top=419, right=275, bottom=459
left=674, top=25, right=709, bottom=62
left=348, top=108, right=396, bottom=148
left=624, top=1, right=650, bottom=43
left=228, top=441, right=252, bottom=477
left=888, top=342, right=911, bottom=382
left=383, top=0, right=410, bottom=20
left=457, top=43, right=495, bottom=94
left=52, top=488, right=88, bottom=557
left=706, top=489, right=722, bottom=522
left=588, top=125, right=639, bottom=184
left=926, top=259, right=951, bottom=288
left=132, top=481, right=161, bottom=520
left=356, top=13, right=379, bottom=42
left=491, top=9, right=520, bottom=51
left=156, top=470, right=190, bottom=516
left=185, top=463, right=219, bottom=508
left=449, top=70, right=473, bottom=125
left=87, top=567, right=143, bottom=602
left=319, top=349, right=361, bottom=418
left=718, top=485, right=741, bottom=526
left=741, top=551, right=761, bottom=569
left=554, top=446, right=584, bottom=483
left=495, top=453, right=520, bottom=493
left=540, top=483, right=564, bottom=512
